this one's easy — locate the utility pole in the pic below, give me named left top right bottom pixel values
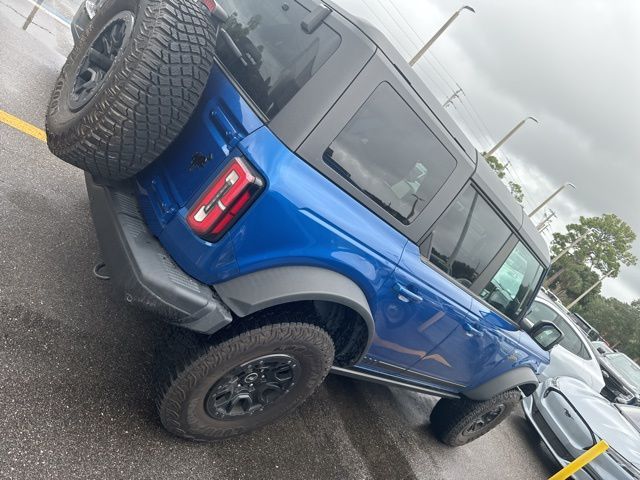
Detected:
left=443, top=88, right=463, bottom=108
left=536, top=210, right=557, bottom=231
left=567, top=270, right=614, bottom=309
left=409, top=6, right=475, bottom=66
left=484, top=117, right=538, bottom=158
left=539, top=224, right=552, bottom=235
left=551, top=232, right=590, bottom=265
left=528, top=182, right=576, bottom=218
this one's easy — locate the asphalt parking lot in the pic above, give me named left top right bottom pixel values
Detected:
left=0, top=2, right=560, bottom=479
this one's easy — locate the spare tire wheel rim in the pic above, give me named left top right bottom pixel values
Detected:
left=461, top=404, right=506, bottom=437
left=204, top=354, right=301, bottom=420
left=68, top=11, right=135, bottom=111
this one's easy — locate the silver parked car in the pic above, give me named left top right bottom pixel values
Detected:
left=525, top=294, right=605, bottom=393
left=523, top=376, right=640, bottom=479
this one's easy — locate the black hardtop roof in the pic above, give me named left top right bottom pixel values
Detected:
left=323, top=0, right=550, bottom=265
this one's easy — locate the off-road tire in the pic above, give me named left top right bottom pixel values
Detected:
left=430, top=390, right=521, bottom=446
left=46, top=0, right=217, bottom=180
left=154, top=323, right=335, bottom=441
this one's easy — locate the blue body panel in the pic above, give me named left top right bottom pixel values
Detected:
left=135, top=62, right=549, bottom=394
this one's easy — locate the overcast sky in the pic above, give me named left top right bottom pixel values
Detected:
left=334, top=0, right=640, bottom=302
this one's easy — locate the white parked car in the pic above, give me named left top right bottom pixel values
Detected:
left=524, top=293, right=605, bottom=393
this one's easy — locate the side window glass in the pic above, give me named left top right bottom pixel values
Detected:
left=527, top=302, right=560, bottom=325
left=528, top=303, right=592, bottom=360
left=426, top=186, right=511, bottom=287
left=480, top=242, right=544, bottom=321
left=555, top=318, right=586, bottom=358
left=323, top=82, right=457, bottom=224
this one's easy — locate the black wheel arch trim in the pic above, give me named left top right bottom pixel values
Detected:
left=462, top=367, right=539, bottom=401
left=214, top=266, right=375, bottom=360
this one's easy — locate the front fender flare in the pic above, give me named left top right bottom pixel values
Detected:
left=214, top=266, right=375, bottom=353
left=463, top=367, right=539, bottom=401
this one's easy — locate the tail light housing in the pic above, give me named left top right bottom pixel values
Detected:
left=187, top=157, right=264, bottom=242
left=200, top=0, right=228, bottom=22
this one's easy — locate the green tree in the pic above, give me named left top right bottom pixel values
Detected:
left=483, top=155, right=524, bottom=204
left=547, top=257, right=601, bottom=304
left=508, top=181, right=524, bottom=203
left=546, top=214, right=637, bottom=293
left=574, top=296, right=640, bottom=361
left=485, top=155, right=507, bottom=179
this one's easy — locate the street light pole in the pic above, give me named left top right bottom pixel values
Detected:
left=484, top=117, right=538, bottom=158
left=528, top=182, right=576, bottom=218
left=409, top=6, right=475, bottom=67
left=567, top=270, right=614, bottom=310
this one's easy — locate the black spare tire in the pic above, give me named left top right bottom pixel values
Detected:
left=46, top=0, right=217, bottom=180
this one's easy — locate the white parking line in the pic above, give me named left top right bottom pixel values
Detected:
left=22, top=0, right=71, bottom=27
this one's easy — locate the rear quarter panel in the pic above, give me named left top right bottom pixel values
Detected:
left=228, top=127, right=409, bottom=306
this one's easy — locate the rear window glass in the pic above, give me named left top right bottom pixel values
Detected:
left=215, top=0, right=341, bottom=118
left=480, top=242, right=544, bottom=321
left=426, top=185, right=511, bottom=287
left=324, top=83, right=457, bottom=224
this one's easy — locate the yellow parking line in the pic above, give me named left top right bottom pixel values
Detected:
left=0, top=109, right=47, bottom=142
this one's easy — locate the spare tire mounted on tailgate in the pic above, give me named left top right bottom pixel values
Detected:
left=46, top=0, right=219, bottom=180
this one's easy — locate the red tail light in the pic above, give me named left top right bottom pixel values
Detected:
left=187, top=157, right=264, bottom=241
left=200, top=0, right=216, bottom=13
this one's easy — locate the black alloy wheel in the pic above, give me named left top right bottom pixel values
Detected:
left=68, top=11, right=135, bottom=111
left=205, top=354, right=301, bottom=419
left=461, top=404, right=506, bottom=437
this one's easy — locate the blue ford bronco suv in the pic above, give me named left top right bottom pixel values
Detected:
left=46, top=0, right=564, bottom=445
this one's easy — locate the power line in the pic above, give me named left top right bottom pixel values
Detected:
left=364, top=0, right=452, bottom=103
left=457, top=97, right=492, bottom=150
left=419, top=68, right=451, bottom=99
left=387, top=0, right=428, bottom=46
left=459, top=96, right=495, bottom=149
left=359, top=0, right=541, bottom=207
left=465, top=95, right=498, bottom=147
left=430, top=53, right=460, bottom=90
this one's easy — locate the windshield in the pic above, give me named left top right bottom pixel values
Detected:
left=608, top=354, right=640, bottom=390
left=215, top=0, right=341, bottom=119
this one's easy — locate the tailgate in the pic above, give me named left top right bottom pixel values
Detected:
left=136, top=63, right=264, bottom=235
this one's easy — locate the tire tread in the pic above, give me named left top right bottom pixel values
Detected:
left=46, top=0, right=217, bottom=179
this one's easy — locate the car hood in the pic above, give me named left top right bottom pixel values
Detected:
left=555, top=376, right=640, bottom=467
left=600, top=356, right=640, bottom=394
left=541, top=345, right=605, bottom=393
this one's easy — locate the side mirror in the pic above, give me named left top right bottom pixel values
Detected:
left=597, top=347, right=606, bottom=355
left=530, top=321, right=564, bottom=351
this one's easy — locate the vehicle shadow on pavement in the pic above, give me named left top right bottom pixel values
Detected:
left=511, top=414, right=559, bottom=474
left=324, top=376, right=419, bottom=480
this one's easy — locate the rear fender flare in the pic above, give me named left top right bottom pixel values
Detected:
left=214, top=266, right=375, bottom=358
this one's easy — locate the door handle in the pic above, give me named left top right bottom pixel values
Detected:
left=393, top=283, right=423, bottom=303
left=463, top=322, right=483, bottom=335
